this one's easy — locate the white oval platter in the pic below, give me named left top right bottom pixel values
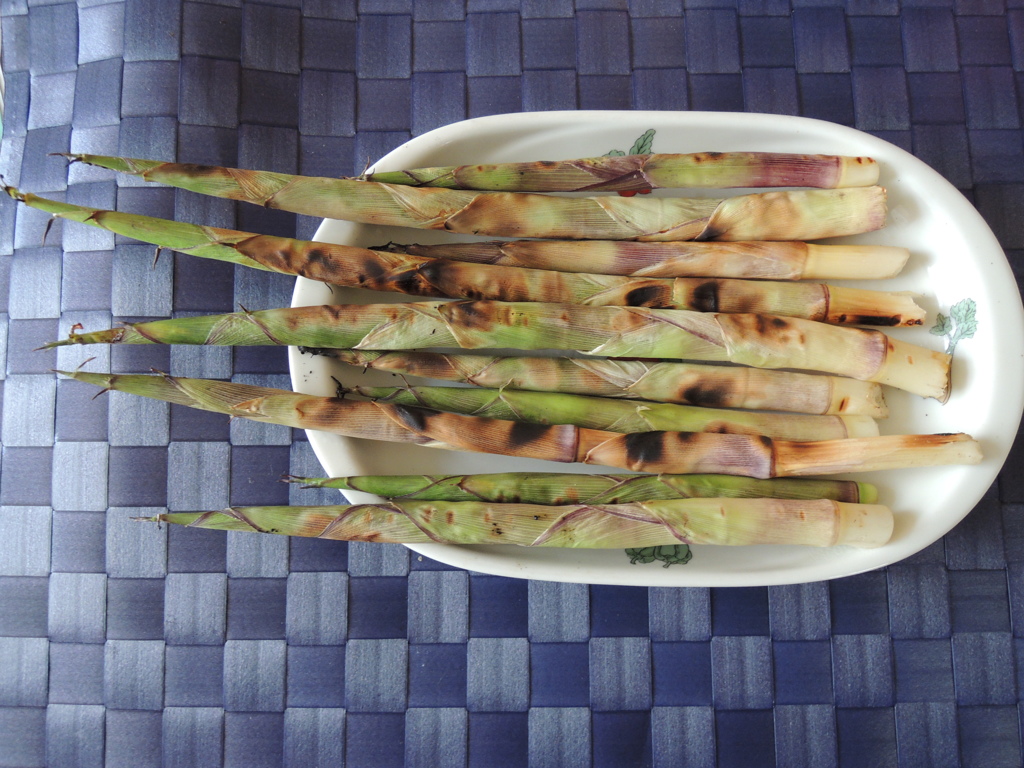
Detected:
left=289, top=110, right=1024, bottom=587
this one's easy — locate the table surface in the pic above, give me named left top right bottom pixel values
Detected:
left=2, top=1, right=1024, bottom=767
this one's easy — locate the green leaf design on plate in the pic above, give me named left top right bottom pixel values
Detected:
left=628, top=129, right=656, bottom=156
left=930, top=313, right=952, bottom=337
left=951, top=299, right=978, bottom=339
left=929, top=298, right=978, bottom=355
left=604, top=129, right=656, bottom=157
left=625, top=544, right=693, bottom=567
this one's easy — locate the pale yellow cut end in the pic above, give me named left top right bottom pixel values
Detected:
left=774, top=433, right=982, bottom=476
left=802, top=244, right=910, bottom=280
left=837, top=414, right=880, bottom=438
left=834, top=502, right=893, bottom=548
left=825, top=285, right=926, bottom=327
left=875, top=337, right=952, bottom=401
left=827, top=378, right=889, bottom=419
left=835, top=157, right=881, bottom=187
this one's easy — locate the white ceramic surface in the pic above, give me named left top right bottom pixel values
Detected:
left=288, top=111, right=1024, bottom=586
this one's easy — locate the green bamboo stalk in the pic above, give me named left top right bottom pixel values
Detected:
left=338, top=382, right=879, bottom=440
left=56, top=370, right=982, bottom=477
left=356, top=151, right=880, bottom=191
left=308, top=349, right=889, bottom=418
left=63, top=154, right=888, bottom=242
left=380, top=240, right=910, bottom=281
left=147, top=497, right=894, bottom=548
left=3, top=187, right=923, bottom=324
left=46, top=300, right=952, bottom=400
left=287, top=471, right=878, bottom=505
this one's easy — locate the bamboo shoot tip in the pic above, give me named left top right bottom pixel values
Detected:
left=855, top=482, right=879, bottom=505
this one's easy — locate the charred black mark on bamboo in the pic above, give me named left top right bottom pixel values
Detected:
left=389, top=403, right=430, bottom=433
left=359, top=254, right=387, bottom=284
left=303, top=248, right=331, bottom=274
left=624, top=284, right=669, bottom=307
left=692, top=281, right=720, bottom=313
left=681, top=381, right=732, bottom=408
left=733, top=314, right=806, bottom=344
left=177, top=163, right=223, bottom=179
left=507, top=420, right=559, bottom=449
left=849, top=315, right=908, bottom=327
left=265, top=241, right=334, bottom=280
left=623, top=431, right=666, bottom=466
left=385, top=267, right=435, bottom=298
left=441, top=301, right=496, bottom=331
left=413, top=259, right=447, bottom=289
left=413, top=260, right=485, bottom=300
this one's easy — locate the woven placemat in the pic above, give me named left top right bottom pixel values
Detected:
left=1, top=2, right=1023, bottom=766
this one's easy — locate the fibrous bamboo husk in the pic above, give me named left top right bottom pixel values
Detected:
left=382, top=239, right=910, bottom=281
left=356, top=151, right=880, bottom=192
left=64, top=154, right=889, bottom=242
left=58, top=371, right=981, bottom=478
left=308, top=349, right=889, bottom=417
left=49, top=301, right=952, bottom=400
left=289, top=472, right=877, bottom=504
left=338, top=382, right=879, bottom=440
left=152, top=497, right=894, bottom=548
left=4, top=188, right=920, bottom=323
